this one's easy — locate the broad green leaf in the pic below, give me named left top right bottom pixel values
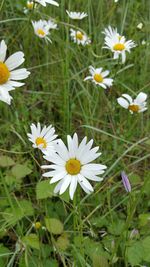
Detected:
left=22, top=234, right=40, bottom=250
left=11, top=164, right=32, bottom=179
left=142, top=236, right=150, bottom=262
left=0, top=156, right=15, bottom=167
left=56, top=233, right=69, bottom=251
left=45, top=218, right=63, bottom=235
left=129, top=174, right=141, bottom=184
left=0, top=244, right=10, bottom=266
left=92, top=254, right=109, bottom=267
left=36, top=180, right=55, bottom=200
left=127, top=241, right=143, bottom=265
left=139, top=213, right=150, bottom=227
left=3, top=200, right=34, bottom=226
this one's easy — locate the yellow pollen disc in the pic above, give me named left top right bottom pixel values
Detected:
left=94, top=73, right=103, bottom=83
left=128, top=104, right=140, bottom=112
left=34, top=222, right=41, bottom=230
left=0, top=62, right=10, bottom=85
left=113, top=43, right=125, bottom=51
left=37, top=28, right=45, bottom=36
left=35, top=137, right=47, bottom=148
left=27, top=2, right=34, bottom=9
left=65, top=159, right=81, bottom=175
left=76, top=32, right=83, bottom=40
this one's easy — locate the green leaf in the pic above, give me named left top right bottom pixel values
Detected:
left=22, top=234, right=40, bottom=250
left=92, top=254, right=109, bottom=267
left=3, top=199, right=34, bottom=226
left=0, top=156, right=15, bottom=167
left=45, top=218, right=63, bottom=235
left=36, top=180, right=55, bottom=200
left=127, top=241, right=143, bottom=265
left=0, top=244, right=10, bottom=266
left=139, top=213, right=150, bottom=227
left=56, top=233, right=69, bottom=251
left=129, top=174, right=141, bottom=184
left=11, top=164, right=32, bottom=179
left=142, top=236, right=150, bottom=262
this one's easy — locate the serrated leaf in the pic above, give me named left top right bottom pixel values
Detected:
left=0, top=156, right=15, bottom=167
left=36, top=180, right=55, bottom=200
left=22, top=234, right=40, bottom=250
left=45, top=218, right=63, bottom=235
left=11, top=164, right=32, bottom=179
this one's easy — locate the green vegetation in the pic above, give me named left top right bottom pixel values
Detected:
left=0, top=0, right=150, bottom=266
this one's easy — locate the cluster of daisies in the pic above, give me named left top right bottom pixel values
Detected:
left=0, top=1, right=148, bottom=200
left=27, top=123, right=107, bottom=200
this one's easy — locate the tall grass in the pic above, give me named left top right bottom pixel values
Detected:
left=0, top=0, right=150, bottom=266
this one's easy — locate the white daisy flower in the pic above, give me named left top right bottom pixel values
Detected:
left=27, top=122, right=58, bottom=154
left=47, top=19, right=57, bottom=30
left=32, top=20, right=53, bottom=42
left=0, top=40, right=30, bottom=105
left=70, top=28, right=91, bottom=46
left=84, top=66, right=113, bottom=89
left=35, top=0, right=59, bottom=7
left=103, top=26, right=136, bottom=63
left=0, top=90, right=12, bottom=105
left=41, top=133, right=107, bottom=200
left=66, top=10, right=88, bottom=20
left=117, top=92, right=147, bottom=114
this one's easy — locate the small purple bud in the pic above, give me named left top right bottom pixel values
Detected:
left=121, top=171, right=131, bottom=193
left=130, top=229, right=139, bottom=239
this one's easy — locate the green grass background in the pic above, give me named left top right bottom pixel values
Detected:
left=0, top=0, right=150, bottom=266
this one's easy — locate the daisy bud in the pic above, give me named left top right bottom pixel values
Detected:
left=121, top=171, right=131, bottom=193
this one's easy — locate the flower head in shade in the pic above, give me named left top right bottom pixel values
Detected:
left=70, top=29, right=91, bottom=46
left=27, top=123, right=57, bottom=154
left=32, top=20, right=54, bottom=43
left=35, top=0, right=59, bottom=7
left=137, top=23, right=143, bottom=30
left=24, top=1, right=37, bottom=14
left=84, top=66, right=113, bottom=89
left=0, top=40, right=30, bottom=105
left=26, top=1, right=35, bottom=9
left=117, top=92, right=147, bottom=114
left=121, top=171, right=131, bottom=193
left=66, top=10, right=88, bottom=20
left=103, top=26, right=136, bottom=63
left=41, top=133, right=107, bottom=200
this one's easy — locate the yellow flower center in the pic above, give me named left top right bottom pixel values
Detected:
left=35, top=137, right=47, bottom=148
left=128, top=104, right=140, bottom=112
left=113, top=43, right=125, bottom=51
left=27, top=2, right=34, bottom=9
left=37, top=28, right=45, bottom=36
left=0, top=62, right=10, bottom=85
left=94, top=73, right=103, bottom=83
left=76, top=32, right=83, bottom=40
left=34, top=222, right=41, bottom=230
left=65, top=159, right=81, bottom=175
